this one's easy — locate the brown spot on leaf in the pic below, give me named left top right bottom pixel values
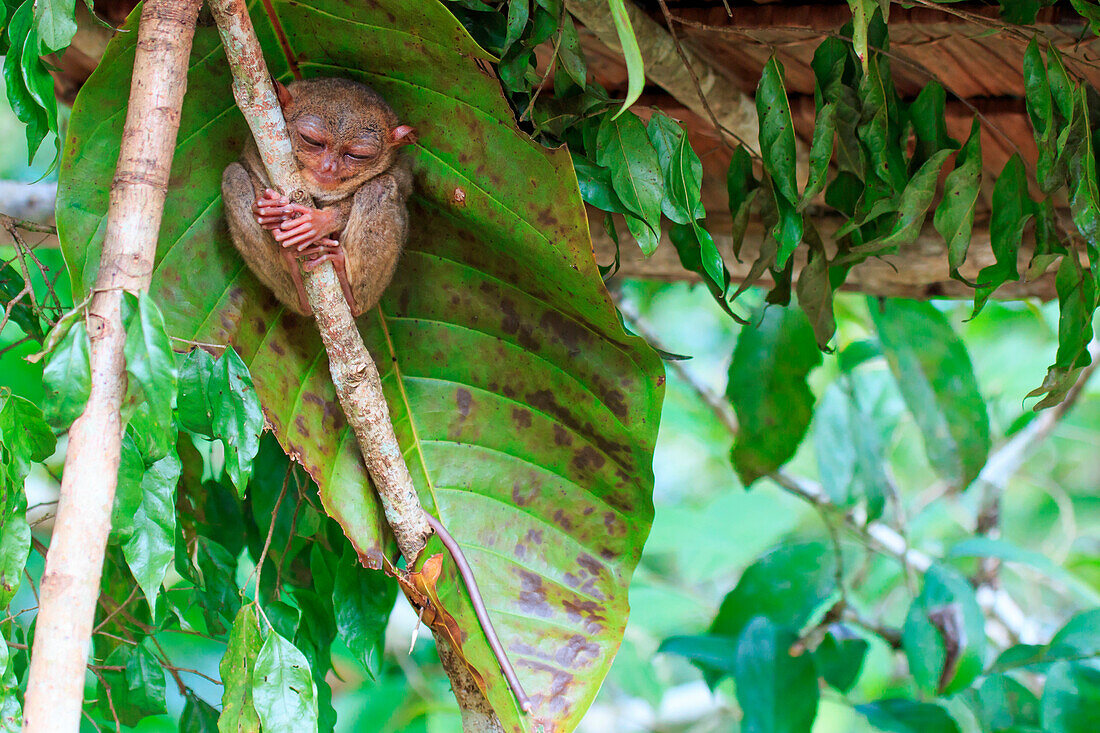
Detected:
left=557, top=634, right=600, bottom=669
left=516, top=569, right=554, bottom=619
left=455, top=388, right=471, bottom=418
left=553, top=424, right=572, bottom=447
left=571, top=446, right=605, bottom=472
left=512, top=407, right=532, bottom=428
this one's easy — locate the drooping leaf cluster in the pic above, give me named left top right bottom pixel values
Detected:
left=448, top=1, right=1100, bottom=408
left=0, top=0, right=78, bottom=169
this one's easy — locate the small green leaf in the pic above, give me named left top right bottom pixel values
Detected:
left=0, top=507, right=29, bottom=609
left=33, top=0, right=76, bottom=53
left=181, top=691, right=221, bottom=733
left=734, top=617, right=820, bottom=733
left=606, top=0, right=644, bottom=117
left=710, top=543, right=839, bottom=640
left=657, top=634, right=739, bottom=676
left=648, top=113, right=704, bottom=225
left=333, top=545, right=397, bottom=678
left=1041, top=661, right=1100, bottom=733
left=756, top=56, right=803, bottom=265
left=857, top=699, right=960, bottom=733
left=178, top=347, right=216, bottom=436
left=934, top=119, right=982, bottom=283
left=847, top=0, right=877, bottom=73
left=814, top=627, right=868, bottom=693
left=0, top=264, right=43, bottom=342
left=596, top=113, right=663, bottom=253
left=0, top=392, right=56, bottom=490
left=668, top=224, right=740, bottom=322
left=96, top=642, right=167, bottom=727
left=122, top=447, right=181, bottom=616
left=967, top=674, right=1040, bottom=732
left=556, top=14, right=586, bottom=89
left=847, top=149, right=950, bottom=261
left=502, top=0, right=528, bottom=51
left=908, top=81, right=956, bottom=165
left=1070, top=0, right=1100, bottom=36
left=1029, top=255, right=1095, bottom=408
left=973, top=155, right=1033, bottom=314
left=123, top=291, right=178, bottom=462
left=727, top=146, right=758, bottom=259
left=1024, top=40, right=1059, bottom=192
left=18, top=4, right=59, bottom=164
left=252, top=630, right=319, bottom=733
left=571, top=154, right=627, bottom=214
left=795, top=223, right=836, bottom=349
left=209, top=347, right=263, bottom=497
left=902, top=564, right=985, bottom=695
left=111, top=432, right=145, bottom=540
left=728, top=305, right=822, bottom=484
left=41, top=319, right=91, bottom=429
left=219, top=605, right=263, bottom=733
left=871, top=299, right=990, bottom=487
left=813, top=383, right=888, bottom=518
left=800, top=102, right=835, bottom=210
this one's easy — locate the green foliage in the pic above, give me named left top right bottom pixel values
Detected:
left=0, top=0, right=64, bottom=167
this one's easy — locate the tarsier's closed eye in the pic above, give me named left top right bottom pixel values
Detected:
left=299, top=131, right=324, bottom=147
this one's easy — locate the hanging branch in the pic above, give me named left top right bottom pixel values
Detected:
left=205, top=1, right=505, bottom=729
left=22, top=1, right=204, bottom=730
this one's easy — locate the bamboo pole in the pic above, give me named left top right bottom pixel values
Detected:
left=22, top=1, right=203, bottom=730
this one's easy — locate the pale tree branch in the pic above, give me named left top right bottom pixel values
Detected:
left=22, top=1, right=204, bottom=730
left=204, top=2, right=502, bottom=729
left=971, top=340, right=1100, bottom=589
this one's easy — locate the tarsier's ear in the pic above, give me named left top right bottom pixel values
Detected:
left=273, top=78, right=294, bottom=109
left=392, top=125, right=417, bottom=146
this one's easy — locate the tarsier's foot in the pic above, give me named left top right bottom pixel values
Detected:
left=253, top=188, right=293, bottom=230
left=274, top=204, right=340, bottom=249
left=299, top=239, right=359, bottom=313
left=279, top=246, right=312, bottom=315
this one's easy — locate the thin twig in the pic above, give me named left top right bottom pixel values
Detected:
left=521, top=2, right=568, bottom=123
left=89, top=668, right=122, bottom=733
left=250, top=463, right=292, bottom=604
left=655, top=0, right=736, bottom=153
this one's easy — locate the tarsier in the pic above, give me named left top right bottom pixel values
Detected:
left=222, top=77, right=414, bottom=316
left=222, top=78, right=532, bottom=713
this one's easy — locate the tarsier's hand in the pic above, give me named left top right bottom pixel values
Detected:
left=273, top=204, right=340, bottom=249
left=252, top=188, right=294, bottom=231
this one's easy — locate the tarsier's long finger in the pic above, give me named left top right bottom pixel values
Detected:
left=277, top=229, right=322, bottom=249
left=272, top=223, right=316, bottom=243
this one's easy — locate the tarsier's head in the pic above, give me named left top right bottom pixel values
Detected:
left=276, top=77, right=415, bottom=199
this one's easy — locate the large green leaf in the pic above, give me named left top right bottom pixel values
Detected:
left=870, top=299, right=989, bottom=487
left=728, top=305, right=822, bottom=485
left=58, top=2, right=662, bottom=728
